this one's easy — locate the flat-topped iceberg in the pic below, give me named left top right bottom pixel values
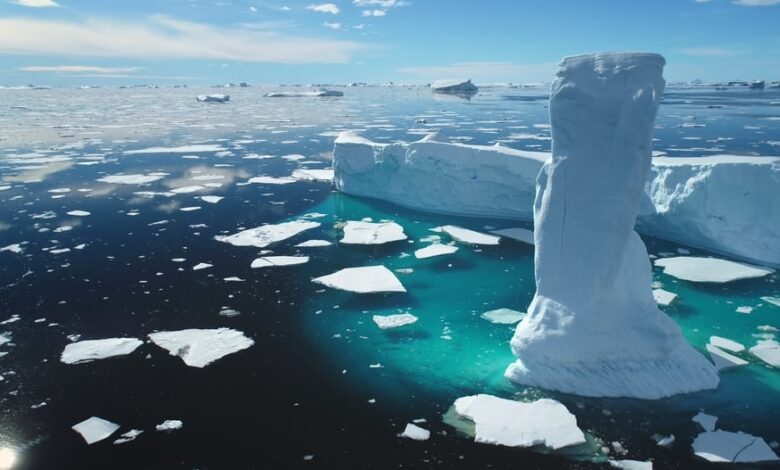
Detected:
left=452, top=394, right=586, bottom=450
left=654, top=256, right=774, bottom=283
left=506, top=52, right=718, bottom=399
left=215, top=220, right=320, bottom=248
left=61, top=337, right=143, bottom=364
left=431, top=79, right=478, bottom=95
left=340, top=221, right=407, bottom=245
left=148, top=328, right=254, bottom=368
left=312, top=265, right=406, bottom=293
left=72, top=417, right=121, bottom=445
left=196, top=94, right=230, bottom=103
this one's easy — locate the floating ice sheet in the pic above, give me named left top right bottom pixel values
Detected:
left=490, top=227, right=534, bottom=245
left=156, top=420, right=184, bottom=432
left=148, top=328, right=254, bottom=368
left=400, top=423, right=430, bottom=441
left=61, top=337, right=143, bottom=364
left=709, top=336, right=745, bottom=353
left=292, top=169, right=334, bottom=182
left=693, top=430, right=779, bottom=463
left=440, top=225, right=500, bottom=245
left=414, top=244, right=458, bottom=259
left=296, top=239, right=332, bottom=247
left=312, top=266, right=406, bottom=294
left=72, top=417, right=120, bottom=444
left=98, top=174, right=165, bottom=185
left=340, top=221, right=407, bottom=245
left=481, top=308, right=525, bottom=324
left=706, top=344, right=748, bottom=370
left=654, top=257, right=774, bottom=283
left=251, top=256, right=309, bottom=268
left=652, top=289, right=677, bottom=307
left=215, top=220, right=320, bottom=248
left=372, top=313, right=418, bottom=329
left=750, top=340, right=780, bottom=367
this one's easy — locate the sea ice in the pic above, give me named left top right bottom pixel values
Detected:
left=709, top=336, right=745, bottom=353
left=490, top=227, right=534, bottom=245
left=431, top=79, right=478, bottom=94
left=72, top=417, right=121, bottom=444
left=66, top=210, right=90, bottom=217
left=452, top=394, right=585, bottom=450
left=215, top=220, right=320, bottom=248
left=481, top=308, right=525, bottom=324
left=372, top=313, right=418, bottom=329
left=654, top=257, right=774, bottom=283
left=60, top=337, right=143, bottom=364
left=124, top=144, right=225, bottom=155
left=400, top=423, right=430, bottom=441
left=113, top=429, right=143, bottom=445
left=192, top=262, right=212, bottom=271
left=200, top=196, right=224, bottom=204
left=414, top=244, right=458, bottom=259
left=291, top=169, right=334, bottom=182
left=608, top=461, right=653, bottom=470
left=264, top=89, right=343, bottom=97
left=156, top=420, right=184, bottom=432
left=250, top=256, right=310, bottom=268
left=340, top=221, right=407, bottom=245
left=506, top=52, right=718, bottom=399
left=706, top=343, right=748, bottom=370
left=692, top=412, right=717, bottom=432
left=196, top=94, right=230, bottom=103
left=97, top=174, right=165, bottom=185
left=148, top=328, right=254, bottom=368
left=693, top=430, right=779, bottom=463
left=750, top=340, right=780, bottom=368
left=652, top=289, right=677, bottom=307
left=295, top=240, right=332, bottom=247
left=246, top=176, right=296, bottom=185
left=440, top=225, right=500, bottom=245
left=312, top=266, right=406, bottom=293
left=762, top=296, right=780, bottom=308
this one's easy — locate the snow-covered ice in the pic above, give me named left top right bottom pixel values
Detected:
left=250, top=256, right=310, bottom=268
left=372, top=313, right=418, bottom=329
left=156, top=420, right=184, bottom=432
left=264, top=89, right=343, bottom=97
left=440, top=225, right=500, bottom=245
left=340, top=221, right=407, bottom=245
left=66, top=210, right=90, bottom=217
left=72, top=417, right=121, bottom=444
left=505, top=52, right=718, bottom=399
left=291, top=168, right=334, bottom=182
left=709, top=336, right=745, bottom=353
left=654, top=257, right=774, bottom=283
left=215, top=220, right=320, bottom=248
left=312, top=266, right=406, bottom=293
left=113, top=429, right=143, bottom=445
left=692, top=430, right=779, bottom=463
left=750, top=340, right=780, bottom=368
left=148, top=328, right=254, bottom=368
left=400, top=423, right=430, bottom=441
left=481, top=308, right=525, bottom=324
left=295, top=239, right=332, bottom=247
left=61, top=337, right=143, bottom=364
left=652, top=289, right=677, bottom=307
left=192, top=262, right=212, bottom=271
left=706, top=343, right=748, bottom=370
left=414, top=243, right=458, bottom=259
left=452, top=394, right=586, bottom=450
left=609, top=460, right=652, bottom=470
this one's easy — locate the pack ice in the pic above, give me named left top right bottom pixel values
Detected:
left=505, top=52, right=718, bottom=399
left=215, top=220, right=320, bottom=248
left=61, top=337, right=143, bottom=364
left=148, top=328, right=254, bottom=368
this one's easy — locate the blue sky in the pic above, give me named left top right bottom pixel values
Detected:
left=0, top=0, right=779, bottom=85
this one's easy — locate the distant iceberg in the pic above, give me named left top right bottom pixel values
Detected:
left=264, top=89, right=344, bottom=97
left=196, top=94, right=230, bottom=103
left=431, top=79, right=478, bottom=95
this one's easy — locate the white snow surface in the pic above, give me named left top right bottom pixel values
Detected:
left=312, top=265, right=406, bottom=293
left=653, top=256, right=774, bottom=283
left=693, top=430, right=779, bottom=463
left=372, top=313, right=419, bottom=329
left=452, top=394, right=586, bottom=450
left=295, top=239, right=332, bottom=247
left=505, top=52, right=719, bottom=399
left=148, top=328, right=254, bottom=368
left=72, top=417, right=121, bottom=444
left=215, top=220, right=320, bottom=248
left=340, top=221, right=407, bottom=245
left=61, top=337, right=143, bottom=364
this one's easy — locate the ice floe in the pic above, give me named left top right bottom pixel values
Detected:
left=692, top=412, right=717, bottom=432
left=653, top=256, right=774, bottom=283
left=295, top=240, right=332, bottom=248
left=97, top=174, right=165, bottom=185
left=215, top=220, right=320, bottom=248
left=124, top=144, right=225, bottom=155
left=372, top=313, right=418, bottom=329
left=652, top=289, right=677, bottom=307
left=481, top=308, right=525, bottom=324
left=246, top=176, right=296, bottom=185
left=192, top=262, right=213, bottom=271
left=60, top=337, right=143, bottom=364
left=693, top=430, right=779, bottom=463
left=72, top=417, right=121, bottom=444
left=156, top=420, right=184, bottom=432
left=113, top=429, right=143, bottom=445
left=414, top=243, right=458, bottom=259
left=400, top=423, right=430, bottom=441
left=66, top=210, right=90, bottom=217
left=490, top=227, right=534, bottom=245
left=312, top=266, right=406, bottom=293
left=148, top=328, right=254, bottom=368
left=706, top=343, right=748, bottom=370
left=608, top=460, right=652, bottom=470
left=709, top=336, right=745, bottom=353
left=291, top=168, right=334, bottom=182
left=340, top=221, right=407, bottom=245
left=196, top=94, right=229, bottom=103
left=440, top=225, right=500, bottom=245
left=750, top=340, right=780, bottom=367
left=251, top=256, right=310, bottom=268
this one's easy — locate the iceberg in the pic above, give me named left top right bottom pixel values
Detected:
left=60, top=337, right=143, bottom=364
left=505, top=52, right=719, bottom=399
left=431, top=79, right=478, bottom=95
left=340, top=221, right=407, bottom=245
left=653, top=256, right=774, bottom=283
left=250, top=256, right=310, bottom=268
left=215, top=220, right=320, bottom=248
left=196, top=94, right=230, bottom=103
left=452, top=394, right=586, bottom=450
left=372, top=313, right=418, bottom=329
left=692, top=430, right=779, bottom=463
left=72, top=417, right=121, bottom=445
left=148, top=328, right=254, bottom=368
left=312, top=265, right=406, bottom=293
left=113, top=429, right=143, bottom=445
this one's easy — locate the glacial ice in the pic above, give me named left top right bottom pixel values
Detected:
left=452, top=394, right=586, bottom=450
left=251, top=256, right=310, bottom=268
left=653, top=256, right=774, bottom=283
left=312, top=266, right=406, bottom=293
left=439, top=225, right=500, bottom=245
left=60, top=337, right=143, bottom=364
left=505, top=52, right=719, bottom=399
left=148, top=328, right=254, bottom=368
left=400, top=423, right=430, bottom=441
left=124, top=144, right=225, bottom=155
left=215, top=220, right=320, bottom=248
left=414, top=243, right=458, bottom=259
left=692, top=430, right=779, bottom=463
left=340, top=221, right=407, bottom=245
left=372, top=313, right=418, bottom=329
left=72, top=417, right=121, bottom=444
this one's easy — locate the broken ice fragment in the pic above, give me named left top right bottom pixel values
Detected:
left=200, top=195, right=224, bottom=204
left=750, top=340, right=780, bottom=368
left=113, top=429, right=143, bottom=445
left=400, top=423, right=430, bottom=441
left=192, top=262, right=212, bottom=271
left=440, top=225, right=500, bottom=245
left=148, top=328, right=254, bottom=368
left=97, top=174, right=164, bottom=185
left=66, top=210, right=90, bottom=217
left=481, top=308, right=525, bottom=325
left=251, top=256, right=309, bottom=268
left=372, top=313, right=418, bottom=329
left=215, top=220, right=320, bottom=248
left=490, top=227, right=534, bottom=245
left=72, top=417, right=120, bottom=444
left=414, top=244, right=458, bottom=259
left=156, top=420, right=183, bottom=432
left=291, top=169, right=334, bottom=182
left=654, top=256, right=774, bottom=283
left=652, top=289, right=677, bottom=307
left=312, top=266, right=406, bottom=294
left=340, top=221, right=407, bottom=245
left=693, top=430, right=779, bottom=463
left=608, top=461, right=652, bottom=470
left=706, top=344, right=748, bottom=370
left=709, top=336, right=745, bottom=353
left=295, top=240, right=332, bottom=247
left=692, top=412, right=717, bottom=432
left=61, top=337, right=143, bottom=364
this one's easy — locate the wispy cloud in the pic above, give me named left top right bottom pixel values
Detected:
left=362, top=9, right=386, bottom=16
left=307, top=3, right=340, bottom=14
left=18, top=65, right=143, bottom=74
left=678, top=46, right=742, bottom=57
left=353, top=0, right=410, bottom=7
left=399, top=61, right=557, bottom=83
left=732, top=0, right=780, bottom=5
left=0, top=16, right=364, bottom=63
left=323, top=22, right=341, bottom=30
left=8, top=0, right=59, bottom=7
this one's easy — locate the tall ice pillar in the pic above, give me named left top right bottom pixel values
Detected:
left=505, top=52, right=719, bottom=399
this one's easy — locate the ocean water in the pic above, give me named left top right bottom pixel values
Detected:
left=0, top=85, right=779, bottom=469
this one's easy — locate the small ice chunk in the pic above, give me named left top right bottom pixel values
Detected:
left=481, top=308, right=526, bottom=324
left=654, top=257, right=774, bottom=283
left=452, top=394, right=586, bottom=450
left=1, top=244, right=23, bottom=254
left=197, top=94, right=229, bottom=103
left=440, top=225, right=500, bottom=245
left=66, top=210, right=90, bottom=217
left=98, top=174, right=164, bottom=185
left=223, top=277, right=245, bottom=282
left=192, top=262, right=213, bottom=271
left=246, top=176, right=296, bottom=185
left=692, top=412, right=718, bottom=432
left=215, top=220, right=320, bottom=248
left=340, top=221, right=407, bottom=245
left=251, top=256, right=309, bottom=268
left=762, top=296, right=780, bottom=308
left=608, top=460, right=653, bottom=470
left=291, top=169, right=334, bottom=182
left=200, top=196, right=224, bottom=204
left=312, top=266, right=406, bottom=293
left=736, top=306, right=753, bottom=314
left=156, top=420, right=184, bottom=432
left=652, top=288, right=677, bottom=307
left=148, top=328, right=254, bottom=368
left=707, top=344, right=748, bottom=370
left=72, top=417, right=120, bottom=444
left=750, top=340, right=780, bottom=368
left=61, top=337, right=143, bottom=364
left=296, top=239, right=332, bottom=247
left=656, top=434, right=675, bottom=447
left=693, top=430, right=779, bottom=463
left=414, top=244, right=458, bottom=259
left=170, top=185, right=206, bottom=194
left=113, top=429, right=143, bottom=445
left=709, top=336, right=745, bottom=353
left=372, top=313, right=418, bottom=329
left=400, top=423, right=430, bottom=441
left=490, top=227, right=534, bottom=245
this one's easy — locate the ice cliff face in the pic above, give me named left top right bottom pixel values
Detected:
left=503, top=52, right=718, bottom=399
left=333, top=139, right=779, bottom=268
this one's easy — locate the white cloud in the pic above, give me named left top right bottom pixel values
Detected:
left=353, top=0, right=404, bottom=6
left=399, top=61, right=557, bottom=83
left=362, top=9, right=386, bottom=16
left=0, top=16, right=363, bottom=63
left=307, top=3, right=340, bottom=14
left=323, top=22, right=341, bottom=30
left=732, top=0, right=780, bottom=4
left=694, top=0, right=712, bottom=3
left=18, top=65, right=142, bottom=73
left=9, top=0, right=59, bottom=7
left=678, top=47, right=742, bottom=57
